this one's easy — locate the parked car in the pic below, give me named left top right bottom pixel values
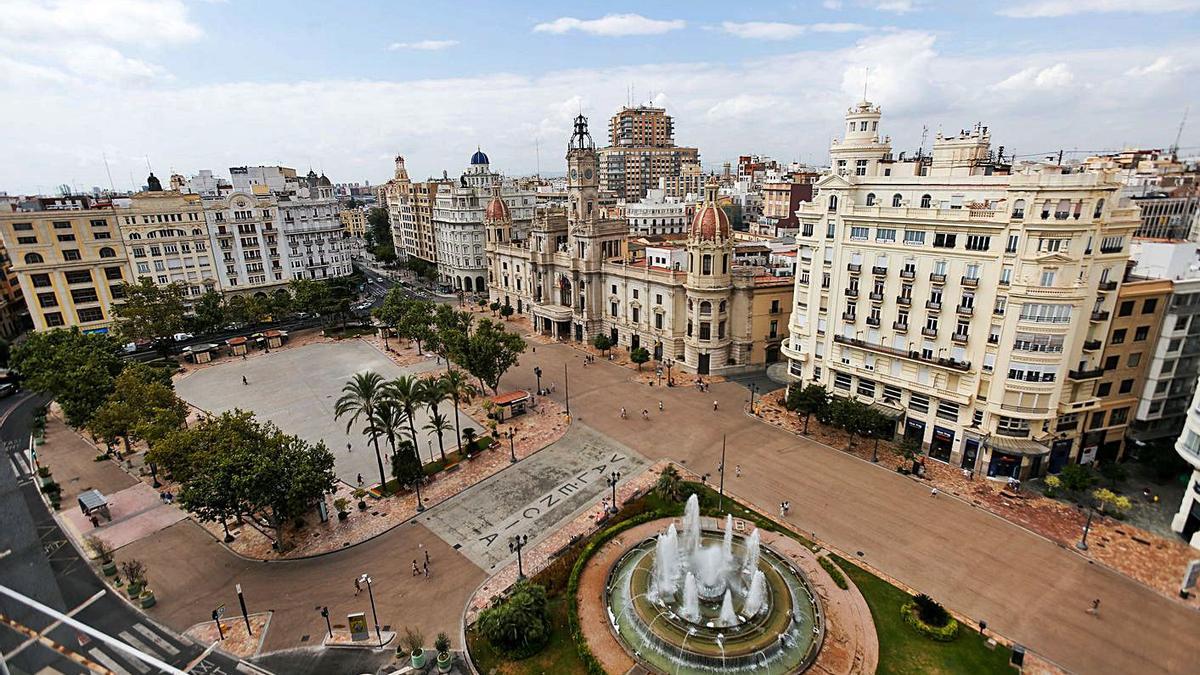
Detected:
left=173, top=332, right=194, bottom=342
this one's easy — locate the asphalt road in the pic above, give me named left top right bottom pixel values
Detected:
left=0, top=393, right=249, bottom=675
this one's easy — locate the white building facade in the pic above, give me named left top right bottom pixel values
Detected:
left=782, top=100, right=1139, bottom=480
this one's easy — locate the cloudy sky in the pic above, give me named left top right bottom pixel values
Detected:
left=3, top=0, right=1198, bottom=194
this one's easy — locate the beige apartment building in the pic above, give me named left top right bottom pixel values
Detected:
left=121, top=188, right=218, bottom=299
left=204, top=189, right=286, bottom=292
left=339, top=207, right=366, bottom=238
left=0, top=200, right=130, bottom=333
left=384, top=155, right=447, bottom=268
left=599, top=105, right=700, bottom=201
left=783, top=100, right=1139, bottom=480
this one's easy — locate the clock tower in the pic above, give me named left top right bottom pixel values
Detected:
left=566, top=114, right=598, bottom=228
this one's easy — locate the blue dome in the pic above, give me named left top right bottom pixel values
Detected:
left=470, top=148, right=489, bottom=165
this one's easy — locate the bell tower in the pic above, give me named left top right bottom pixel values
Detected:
left=567, top=114, right=598, bottom=228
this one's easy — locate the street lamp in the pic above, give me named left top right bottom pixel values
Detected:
left=508, top=428, right=517, bottom=464
left=533, top=366, right=543, bottom=395
left=564, top=363, right=571, bottom=417
left=748, top=383, right=759, bottom=412
left=358, top=573, right=383, bottom=647
left=664, top=357, right=675, bottom=387
left=607, top=471, right=621, bottom=514
left=319, top=606, right=332, bottom=638
left=414, top=474, right=425, bottom=512
left=509, top=535, right=529, bottom=580
left=1076, top=503, right=1095, bottom=551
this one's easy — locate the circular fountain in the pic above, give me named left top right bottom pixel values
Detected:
left=606, top=495, right=824, bottom=674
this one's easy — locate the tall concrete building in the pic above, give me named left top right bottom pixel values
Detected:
left=384, top=156, right=449, bottom=271
left=599, top=105, right=700, bottom=202
left=1170, top=370, right=1200, bottom=547
left=624, top=181, right=693, bottom=236
left=433, top=150, right=534, bottom=293
left=782, top=100, right=1139, bottom=480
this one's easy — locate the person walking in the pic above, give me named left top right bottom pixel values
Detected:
left=242, top=375, right=248, bottom=385
left=658, top=400, right=664, bottom=412
left=930, top=487, right=939, bottom=497
left=354, top=577, right=362, bottom=596
left=412, top=559, right=420, bottom=577
left=1087, top=598, right=1101, bottom=616
left=423, top=560, right=430, bottom=578
left=620, top=407, right=627, bottom=419
left=735, top=464, right=742, bottom=478
left=424, top=549, right=430, bottom=568
left=641, top=409, right=649, bottom=420
left=713, top=400, right=719, bottom=411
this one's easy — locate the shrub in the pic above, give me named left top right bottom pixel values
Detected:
left=591, top=334, right=612, bottom=353
left=120, top=559, right=147, bottom=588
left=902, top=599, right=960, bottom=641
left=1093, top=487, right=1132, bottom=515
left=85, top=536, right=113, bottom=563
left=477, top=580, right=552, bottom=658
left=654, top=465, right=685, bottom=502
left=403, top=626, right=424, bottom=656
left=912, top=593, right=951, bottom=627
left=818, top=556, right=848, bottom=590
left=1099, top=462, right=1128, bottom=487
left=1058, top=464, right=1095, bottom=492
left=333, top=497, right=350, bottom=514
left=1043, top=475, right=1062, bottom=497
left=435, top=631, right=451, bottom=655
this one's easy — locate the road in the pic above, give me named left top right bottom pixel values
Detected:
left=0, top=393, right=250, bottom=675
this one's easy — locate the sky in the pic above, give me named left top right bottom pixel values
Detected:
left=2, top=0, right=1199, bottom=194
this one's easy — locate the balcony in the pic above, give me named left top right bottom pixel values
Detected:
left=833, top=334, right=970, bottom=371
left=1083, top=339, right=1102, bottom=351
left=872, top=266, right=888, bottom=276
left=956, top=304, right=974, bottom=316
left=842, top=311, right=857, bottom=322
left=1068, top=367, right=1104, bottom=380
left=893, top=321, right=909, bottom=331
left=869, top=291, right=885, bottom=301
left=845, top=288, right=859, bottom=298
left=1090, top=310, right=1110, bottom=322
left=951, top=332, right=969, bottom=344
left=925, top=300, right=942, bottom=311
left=961, top=276, right=979, bottom=288
left=900, top=269, right=916, bottom=280
left=930, top=273, right=946, bottom=283
left=988, top=334, right=999, bottom=344
left=921, top=327, right=938, bottom=338
left=847, top=263, right=862, bottom=273
left=1098, top=280, right=1118, bottom=291
left=897, top=295, right=912, bottom=306
left=1100, top=245, right=1123, bottom=254
left=866, top=316, right=881, bottom=327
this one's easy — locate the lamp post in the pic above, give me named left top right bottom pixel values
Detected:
left=358, top=573, right=383, bottom=647
left=718, top=435, right=727, bottom=512
left=748, top=383, right=758, bottom=413
left=1076, top=503, right=1095, bottom=551
left=607, top=471, right=621, bottom=514
left=149, top=462, right=160, bottom=488
left=509, top=535, right=528, bottom=580
left=534, top=366, right=543, bottom=395
left=564, top=363, right=570, bottom=416
left=414, top=474, right=425, bottom=512
left=664, top=357, right=675, bottom=387
left=508, top=428, right=517, bottom=464
left=319, top=606, right=332, bottom=638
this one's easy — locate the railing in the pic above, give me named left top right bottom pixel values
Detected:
left=869, top=292, right=884, bottom=301
left=1100, top=245, right=1123, bottom=254
left=1068, top=367, right=1104, bottom=380
left=961, top=276, right=979, bottom=287
left=1000, top=402, right=1050, bottom=414
left=866, top=316, right=881, bottom=326
left=845, top=288, right=859, bottom=298
left=842, top=312, right=857, bottom=322
left=832, top=334, right=970, bottom=371
left=847, top=263, right=862, bottom=273
left=1091, top=310, right=1110, bottom=321
left=1083, top=339, right=1102, bottom=350
left=897, top=296, right=911, bottom=306
left=893, top=321, right=908, bottom=331
left=956, top=305, right=974, bottom=316
left=1098, top=280, right=1118, bottom=291
left=996, top=427, right=1032, bottom=438
left=921, top=327, right=938, bottom=338
left=926, top=300, right=942, bottom=311
left=951, top=332, right=969, bottom=343
left=930, top=273, right=946, bottom=283
left=872, top=266, right=888, bottom=276
left=900, top=269, right=916, bottom=279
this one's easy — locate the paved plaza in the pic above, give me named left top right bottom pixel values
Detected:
left=176, top=341, right=484, bottom=485
left=421, top=423, right=650, bottom=570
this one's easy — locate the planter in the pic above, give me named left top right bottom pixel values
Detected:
left=410, top=649, right=426, bottom=670
left=337, top=511, right=349, bottom=521
left=139, top=590, right=156, bottom=608
left=437, top=652, right=452, bottom=673
left=102, top=561, right=118, bottom=577
left=127, top=583, right=144, bottom=599
left=357, top=501, right=367, bottom=510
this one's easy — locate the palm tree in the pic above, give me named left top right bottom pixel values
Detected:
left=370, top=399, right=408, bottom=463
left=438, top=369, right=477, bottom=455
left=424, top=410, right=453, bottom=463
left=385, top=375, right=425, bottom=451
left=335, top=371, right=389, bottom=492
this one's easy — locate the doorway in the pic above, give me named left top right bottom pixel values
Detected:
left=698, top=353, right=710, bottom=375
left=961, top=439, right=979, bottom=472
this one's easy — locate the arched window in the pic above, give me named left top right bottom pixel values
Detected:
left=721, top=254, right=728, bottom=274
left=147, top=231, right=157, bottom=238
left=193, top=228, right=202, bottom=236
left=1012, top=199, right=1026, bottom=219
left=828, top=195, right=838, bottom=212
left=865, top=193, right=876, bottom=206
left=920, top=194, right=932, bottom=208
left=98, top=247, right=116, bottom=258
left=719, top=300, right=727, bottom=313
left=892, top=194, right=902, bottom=207
left=128, top=232, right=141, bottom=240
left=1093, top=198, right=1104, bottom=219
left=24, top=252, right=43, bottom=264
left=699, top=301, right=712, bottom=315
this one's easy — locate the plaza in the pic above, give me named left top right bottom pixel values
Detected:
left=175, top=340, right=484, bottom=485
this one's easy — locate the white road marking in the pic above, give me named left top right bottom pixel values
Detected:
left=117, top=631, right=161, bottom=667
left=133, top=623, right=180, bottom=656
left=88, top=647, right=134, bottom=675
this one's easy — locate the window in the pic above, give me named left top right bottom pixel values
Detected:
left=37, top=292, right=57, bottom=308
left=70, top=287, right=98, bottom=304
left=93, top=231, right=111, bottom=240
left=826, top=220, right=836, bottom=238
left=12, top=222, right=33, bottom=231
left=920, top=194, right=932, bottom=208
left=1142, top=298, right=1158, bottom=314
left=702, top=255, right=712, bottom=274
left=64, top=270, right=91, bottom=284
left=1118, top=300, right=1134, bottom=317
left=1000, top=266, right=1012, bottom=285
left=1012, top=200, right=1026, bottom=219
left=1040, top=270, right=1056, bottom=287
left=964, top=263, right=980, bottom=280
left=1013, top=332, right=1064, bottom=353
left=655, top=293, right=662, bottom=305
left=998, top=416, right=1030, bottom=436
left=1089, top=411, right=1106, bottom=429
left=610, top=302, right=618, bottom=317
left=24, top=252, right=43, bottom=264
left=855, top=160, right=867, bottom=176
left=936, top=401, right=959, bottom=422
left=903, top=230, right=925, bottom=245
left=17, top=236, right=37, bottom=245
left=865, top=193, right=876, bottom=206
left=1019, top=303, right=1071, bottom=323
left=850, top=226, right=869, bottom=240
left=828, top=195, right=838, bottom=212
left=994, top=297, right=1007, bottom=315
left=31, top=273, right=51, bottom=287
left=56, top=233, right=76, bottom=242
left=62, top=249, right=81, bottom=261
left=1128, top=353, right=1141, bottom=367
left=1118, top=379, right=1133, bottom=394
left=909, top=393, right=930, bottom=413
left=933, top=233, right=956, bottom=248
left=892, top=194, right=902, bottom=207
left=104, top=266, right=123, bottom=281
left=1134, top=326, right=1149, bottom=341
left=1039, top=238, right=1069, bottom=253
left=76, top=307, right=104, bottom=323
left=98, top=246, right=116, bottom=258
left=52, top=221, right=71, bottom=229
left=1005, top=234, right=1019, bottom=253
left=857, top=379, right=876, bottom=397
left=1097, top=382, right=1112, bottom=396
left=655, top=313, right=663, bottom=329
left=1111, top=329, right=1126, bottom=344
left=1104, top=355, right=1120, bottom=370
left=43, top=311, right=64, bottom=327
left=700, top=322, right=711, bottom=340
left=965, top=235, right=990, bottom=251
left=833, top=372, right=852, bottom=390
left=876, top=228, right=896, bottom=242
left=1110, top=407, right=1129, bottom=425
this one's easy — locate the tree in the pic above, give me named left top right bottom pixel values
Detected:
left=654, top=465, right=685, bottom=502
left=370, top=399, right=407, bottom=463
left=477, top=581, right=552, bottom=657
left=1058, top=464, right=1095, bottom=492
left=459, top=319, right=527, bottom=394
left=396, top=299, right=436, bottom=353
left=428, top=304, right=472, bottom=363
left=499, top=302, right=514, bottom=320
left=630, top=346, right=650, bottom=371
left=91, top=363, right=186, bottom=457
left=786, top=384, right=829, bottom=434
left=0, top=338, right=10, bottom=368
left=12, top=328, right=125, bottom=427
left=334, top=372, right=390, bottom=492
left=591, top=334, right=612, bottom=355
left=234, top=427, right=336, bottom=548
left=391, top=439, right=424, bottom=489
left=424, top=410, right=453, bottom=463
left=224, top=294, right=268, bottom=327
left=384, top=375, right=426, bottom=452
left=290, top=278, right=335, bottom=325
left=190, top=291, right=227, bottom=335
left=439, top=369, right=477, bottom=456
left=111, top=279, right=187, bottom=349
left=489, top=301, right=501, bottom=317
left=268, top=289, right=294, bottom=320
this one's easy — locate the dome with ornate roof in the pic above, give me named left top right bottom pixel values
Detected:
left=689, top=181, right=730, bottom=241
left=470, top=147, right=490, bottom=166
left=318, top=173, right=332, bottom=187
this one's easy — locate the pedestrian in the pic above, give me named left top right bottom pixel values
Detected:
left=166, top=492, right=174, bottom=504
left=355, top=577, right=362, bottom=596
left=780, top=502, right=785, bottom=516
left=658, top=400, right=664, bottom=412
left=735, top=464, right=742, bottom=478
left=346, top=442, right=352, bottom=453
left=641, top=409, right=649, bottom=420
left=1087, top=598, right=1101, bottom=616
left=423, top=560, right=429, bottom=578
left=412, top=559, right=420, bottom=576
left=930, top=487, right=939, bottom=497
left=90, top=515, right=100, bottom=528
left=242, top=375, right=248, bottom=385
left=159, top=491, right=167, bottom=504
left=713, top=400, right=719, bottom=411
left=620, top=407, right=627, bottom=419
left=357, top=473, right=364, bottom=486
left=424, top=549, right=430, bottom=567
left=241, top=353, right=247, bottom=361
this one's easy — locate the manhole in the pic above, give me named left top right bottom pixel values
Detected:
left=300, top=635, right=310, bottom=642
left=453, top=543, right=462, bottom=550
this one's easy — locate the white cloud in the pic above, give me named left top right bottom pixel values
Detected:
left=721, top=21, right=868, bottom=40
left=1125, top=56, right=1182, bottom=76
left=533, top=14, right=685, bottom=36
left=388, top=40, right=459, bottom=51
left=823, top=0, right=844, bottom=9
left=999, top=0, right=1199, bottom=18
left=992, top=63, right=1074, bottom=91
left=870, top=0, right=917, bottom=13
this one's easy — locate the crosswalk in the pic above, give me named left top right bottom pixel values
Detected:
left=34, top=619, right=231, bottom=675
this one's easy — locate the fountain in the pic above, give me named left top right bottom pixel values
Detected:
left=607, top=494, right=824, bottom=674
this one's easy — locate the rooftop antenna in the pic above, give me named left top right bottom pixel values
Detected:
left=102, top=152, right=116, bottom=194
left=1170, top=106, right=1189, bottom=156
left=535, top=137, right=541, bottom=178
left=863, top=66, right=870, bottom=102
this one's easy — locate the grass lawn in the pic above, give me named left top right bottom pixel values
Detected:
left=833, top=556, right=1017, bottom=675
left=466, top=597, right=579, bottom=675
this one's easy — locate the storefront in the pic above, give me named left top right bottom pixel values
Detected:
left=1048, top=438, right=1073, bottom=474
left=870, top=401, right=904, bottom=440
left=904, top=418, right=926, bottom=445
left=928, top=426, right=955, bottom=463
left=960, top=436, right=981, bottom=473
left=985, top=435, right=1050, bottom=480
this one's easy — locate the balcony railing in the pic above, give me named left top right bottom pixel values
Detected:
left=1098, top=280, right=1118, bottom=291
left=847, top=263, right=862, bottom=273
left=845, top=288, right=859, bottom=298
left=988, top=334, right=999, bottom=344
left=866, top=316, right=881, bottom=327
left=897, top=295, right=911, bottom=306
left=900, top=269, right=916, bottom=280
left=1100, top=245, right=1123, bottom=254
left=842, top=312, right=857, bottom=322
left=956, top=305, right=974, bottom=316
left=869, top=291, right=884, bottom=301
left=925, top=300, right=942, bottom=311
left=930, top=273, right=946, bottom=283
left=961, top=276, right=979, bottom=287
left=1068, top=367, right=1105, bottom=380
left=832, top=334, right=970, bottom=371
left=1083, top=339, right=1102, bottom=351
left=921, top=327, right=938, bottom=338
left=952, top=332, right=969, bottom=343
left=872, top=266, right=888, bottom=276
left=1090, top=310, right=1110, bottom=322
left=893, top=321, right=908, bottom=331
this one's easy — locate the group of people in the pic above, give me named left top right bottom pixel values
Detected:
left=158, top=490, right=175, bottom=504
left=619, top=401, right=666, bottom=420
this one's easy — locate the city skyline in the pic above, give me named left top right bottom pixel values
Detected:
left=3, top=0, right=1199, bottom=194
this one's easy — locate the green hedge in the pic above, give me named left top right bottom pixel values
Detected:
left=818, top=556, right=848, bottom=590
left=901, top=601, right=960, bottom=642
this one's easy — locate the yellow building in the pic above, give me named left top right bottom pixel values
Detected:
left=121, top=189, right=218, bottom=299
left=0, top=244, right=27, bottom=337
left=339, top=208, right=366, bottom=238
left=0, top=199, right=130, bottom=333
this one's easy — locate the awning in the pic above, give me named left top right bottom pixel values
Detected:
left=77, top=489, right=107, bottom=513
left=870, top=401, right=905, bottom=420
left=531, top=303, right=573, bottom=321
left=984, top=435, right=1050, bottom=457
